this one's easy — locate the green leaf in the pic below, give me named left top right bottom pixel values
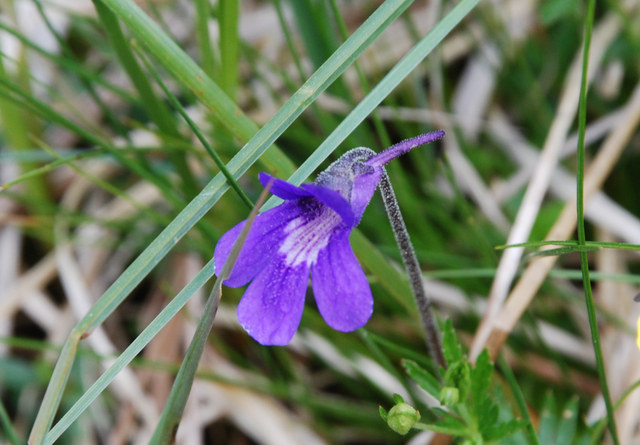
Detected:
left=540, top=0, right=580, bottom=25
left=477, top=403, right=500, bottom=434
left=471, top=349, right=493, bottom=416
left=538, top=392, right=558, bottom=444
left=556, top=397, right=579, bottom=444
left=442, top=318, right=463, bottom=365
left=0, top=397, right=23, bottom=445
left=484, top=419, right=523, bottom=442
left=218, top=0, right=240, bottom=98
left=403, top=359, right=440, bottom=398
left=431, top=412, right=468, bottom=434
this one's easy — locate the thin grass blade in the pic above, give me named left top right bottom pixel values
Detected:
left=149, top=180, right=273, bottom=444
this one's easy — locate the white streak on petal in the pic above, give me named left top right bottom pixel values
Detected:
left=279, top=208, right=341, bottom=267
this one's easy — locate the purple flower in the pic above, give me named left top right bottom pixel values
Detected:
left=214, top=131, right=445, bottom=345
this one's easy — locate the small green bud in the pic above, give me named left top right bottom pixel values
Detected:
left=439, top=386, right=460, bottom=406
left=386, top=401, right=420, bottom=435
left=443, top=361, right=471, bottom=401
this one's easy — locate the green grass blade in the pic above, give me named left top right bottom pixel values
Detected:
left=351, top=231, right=415, bottom=312
left=97, top=0, right=414, bottom=175
left=29, top=331, right=82, bottom=443
left=133, top=43, right=253, bottom=209
left=0, top=149, right=102, bottom=192
left=218, top=0, right=240, bottom=98
left=97, top=0, right=288, bottom=172
left=273, top=0, right=307, bottom=82
left=0, top=76, right=182, bottom=207
left=0, top=21, right=136, bottom=103
left=149, top=181, right=271, bottom=444
left=43, top=260, right=216, bottom=444
left=0, top=397, right=23, bottom=445
left=589, top=379, right=640, bottom=444
left=497, top=240, right=640, bottom=251
left=574, top=0, right=618, bottom=441
left=498, top=355, right=539, bottom=445
left=92, top=0, right=199, bottom=196
left=328, top=0, right=391, bottom=147
left=33, top=0, right=129, bottom=137
left=93, top=0, right=179, bottom=138
left=195, top=0, right=216, bottom=78
left=289, top=0, right=336, bottom=72
left=266, top=0, right=480, bottom=207
left=0, top=51, right=51, bottom=229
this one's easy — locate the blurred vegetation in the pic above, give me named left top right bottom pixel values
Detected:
left=1, top=0, right=640, bottom=444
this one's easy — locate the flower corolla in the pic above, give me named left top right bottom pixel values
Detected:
left=214, top=131, right=444, bottom=345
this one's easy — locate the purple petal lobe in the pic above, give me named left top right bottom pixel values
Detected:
left=312, top=230, right=373, bottom=332
left=350, top=168, right=383, bottom=222
left=365, top=131, right=445, bottom=167
left=237, top=257, right=310, bottom=345
left=214, top=201, right=305, bottom=287
left=259, top=172, right=312, bottom=200
left=301, top=183, right=355, bottom=227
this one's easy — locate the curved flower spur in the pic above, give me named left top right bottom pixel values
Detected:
left=214, top=131, right=445, bottom=345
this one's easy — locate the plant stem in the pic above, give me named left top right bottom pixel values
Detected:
left=575, top=0, right=619, bottom=442
left=379, top=173, right=446, bottom=370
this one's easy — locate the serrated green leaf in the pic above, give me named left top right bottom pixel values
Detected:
left=477, top=402, right=499, bottom=432
left=442, top=318, right=464, bottom=365
left=471, top=349, right=493, bottom=416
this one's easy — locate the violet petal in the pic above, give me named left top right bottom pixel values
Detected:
left=350, top=168, right=384, bottom=222
left=259, top=172, right=312, bottom=200
left=301, top=183, right=355, bottom=227
left=312, top=230, right=373, bottom=332
left=237, top=256, right=310, bottom=345
left=214, top=201, right=305, bottom=287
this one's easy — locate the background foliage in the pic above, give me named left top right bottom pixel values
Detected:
left=1, top=0, right=639, bottom=444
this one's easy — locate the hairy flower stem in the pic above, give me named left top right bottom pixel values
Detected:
left=379, top=173, right=446, bottom=370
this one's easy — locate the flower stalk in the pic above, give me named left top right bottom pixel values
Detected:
left=379, top=173, right=446, bottom=370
